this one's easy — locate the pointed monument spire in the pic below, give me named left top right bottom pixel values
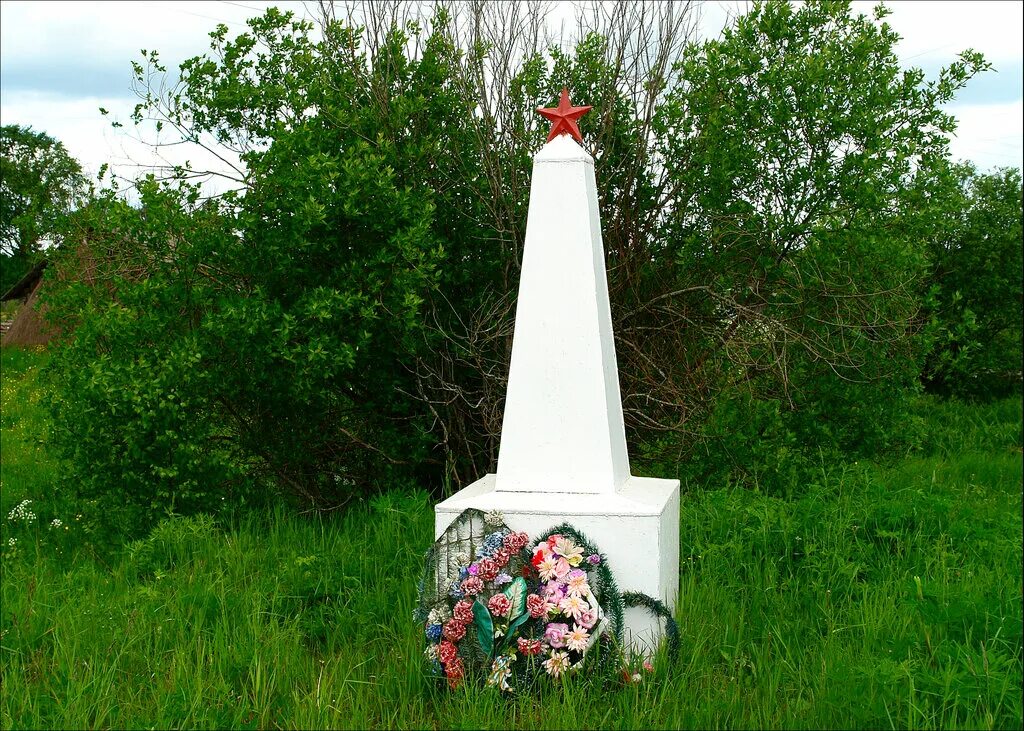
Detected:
left=495, top=96, right=629, bottom=494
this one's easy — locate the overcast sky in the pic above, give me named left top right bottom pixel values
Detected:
left=1, top=0, right=1021, bottom=192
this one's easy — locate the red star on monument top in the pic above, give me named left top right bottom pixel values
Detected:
left=536, top=88, right=592, bottom=144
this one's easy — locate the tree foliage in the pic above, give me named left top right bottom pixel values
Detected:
left=923, top=165, right=1023, bottom=398
left=0, top=125, right=87, bottom=292
left=43, top=0, right=1001, bottom=533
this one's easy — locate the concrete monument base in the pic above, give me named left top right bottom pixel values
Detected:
left=435, top=474, right=679, bottom=655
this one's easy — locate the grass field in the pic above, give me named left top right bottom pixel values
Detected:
left=1, top=347, right=1021, bottom=729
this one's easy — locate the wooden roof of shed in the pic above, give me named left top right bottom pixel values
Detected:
left=1, top=259, right=48, bottom=302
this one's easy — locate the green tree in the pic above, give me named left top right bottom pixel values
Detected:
left=924, top=165, right=1023, bottom=397
left=631, top=0, right=987, bottom=487
left=0, top=125, right=87, bottom=293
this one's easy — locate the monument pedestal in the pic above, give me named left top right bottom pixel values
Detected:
left=436, top=474, right=679, bottom=653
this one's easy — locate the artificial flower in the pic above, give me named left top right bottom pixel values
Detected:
left=477, top=557, right=500, bottom=581
left=578, top=609, right=598, bottom=629
left=543, top=650, right=571, bottom=677
left=553, top=536, right=584, bottom=566
left=487, top=654, right=514, bottom=691
left=427, top=605, right=452, bottom=625
left=453, top=600, right=474, bottom=625
left=483, top=509, right=505, bottom=527
left=494, top=572, right=513, bottom=586
left=526, top=594, right=547, bottom=619
left=425, top=623, right=443, bottom=642
left=559, top=593, right=588, bottom=621
left=487, top=593, right=512, bottom=618
left=537, top=556, right=560, bottom=582
left=460, top=576, right=483, bottom=596
left=565, top=569, right=589, bottom=597
left=544, top=622, right=569, bottom=649
left=446, top=656, right=465, bottom=688
left=443, top=618, right=466, bottom=642
left=565, top=624, right=590, bottom=652
left=517, top=637, right=543, bottom=656
left=541, top=581, right=564, bottom=602
left=531, top=545, right=550, bottom=567
left=553, top=557, right=571, bottom=579
left=437, top=640, right=458, bottom=665
left=493, top=547, right=511, bottom=566
left=586, top=554, right=601, bottom=565
left=467, top=563, right=480, bottom=576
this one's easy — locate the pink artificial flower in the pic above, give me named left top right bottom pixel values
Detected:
left=559, top=593, right=588, bottom=621
left=477, top=557, right=499, bottom=581
left=544, top=622, right=569, bottom=649
left=542, top=581, right=565, bottom=603
left=502, top=533, right=518, bottom=551
left=643, top=659, right=654, bottom=673
left=526, top=593, right=548, bottom=619
left=437, top=640, right=458, bottom=665
left=493, top=547, right=511, bottom=567
left=512, top=531, right=530, bottom=550
left=553, top=557, right=571, bottom=579
left=537, top=556, right=560, bottom=582
left=453, top=600, right=474, bottom=625
left=587, top=554, right=601, bottom=565
left=579, top=609, right=598, bottom=629
left=488, top=593, right=512, bottom=618
left=461, top=576, right=484, bottom=596
left=565, top=569, right=589, bottom=597
left=546, top=534, right=563, bottom=550
left=467, top=563, right=480, bottom=576
left=565, top=624, right=590, bottom=652
left=443, top=618, right=466, bottom=642
left=543, top=650, right=571, bottom=677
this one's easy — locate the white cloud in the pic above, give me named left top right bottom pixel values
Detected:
left=861, top=0, right=1024, bottom=64
left=946, top=99, right=1024, bottom=172
left=1, top=91, right=243, bottom=197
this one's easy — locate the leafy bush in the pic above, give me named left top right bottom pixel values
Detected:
left=922, top=166, right=1023, bottom=398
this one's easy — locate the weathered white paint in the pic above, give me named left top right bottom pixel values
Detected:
left=495, top=134, right=629, bottom=494
left=434, top=132, right=680, bottom=654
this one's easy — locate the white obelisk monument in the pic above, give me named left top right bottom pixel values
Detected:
left=435, top=89, right=679, bottom=651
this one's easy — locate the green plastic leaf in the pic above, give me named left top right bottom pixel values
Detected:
left=472, top=599, right=494, bottom=658
left=506, top=609, right=532, bottom=641
left=503, top=577, right=528, bottom=618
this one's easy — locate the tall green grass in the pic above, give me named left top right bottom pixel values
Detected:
left=2, top=347, right=1021, bottom=729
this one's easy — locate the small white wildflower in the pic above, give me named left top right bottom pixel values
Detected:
left=7, top=537, right=16, bottom=547
left=50, top=518, right=63, bottom=529
left=7, top=499, right=36, bottom=523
